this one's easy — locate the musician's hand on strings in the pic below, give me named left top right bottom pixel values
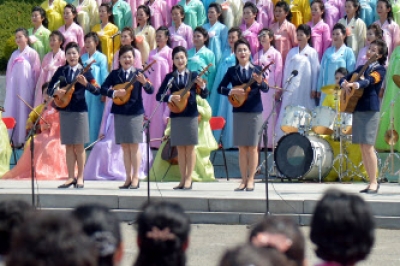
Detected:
left=114, top=89, right=127, bottom=97
left=136, top=72, right=147, bottom=84
left=252, top=72, right=263, bottom=84
left=195, top=76, right=206, bottom=88
left=76, top=74, right=88, bottom=86
left=230, top=88, right=245, bottom=95
left=54, top=89, right=66, bottom=97
left=170, top=94, right=181, bottom=102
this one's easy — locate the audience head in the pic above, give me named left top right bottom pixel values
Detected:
left=72, top=204, right=123, bottom=266
left=249, top=216, right=306, bottom=266
left=275, top=1, right=293, bottom=22
left=296, top=24, right=312, bottom=47
left=49, top=30, right=65, bottom=50
left=332, top=23, right=347, bottom=46
left=258, top=28, right=275, bottom=47
left=243, top=2, right=259, bottom=21
left=156, top=26, right=171, bottom=48
left=228, top=27, right=242, bottom=49
left=134, top=201, right=191, bottom=266
left=370, top=39, right=388, bottom=65
left=334, top=67, right=348, bottom=84
left=171, top=5, right=185, bottom=23
left=64, top=4, right=79, bottom=24
left=121, top=27, right=138, bottom=49
left=172, top=46, right=188, bottom=71
left=6, top=212, right=97, bottom=266
left=208, top=3, right=224, bottom=24
left=100, top=3, right=114, bottom=24
left=367, top=23, right=383, bottom=44
left=31, top=6, right=48, bottom=28
left=377, top=0, right=394, bottom=22
left=310, top=189, right=375, bottom=265
left=137, top=5, right=151, bottom=26
left=0, top=200, right=33, bottom=256
left=193, top=26, right=209, bottom=48
left=345, top=0, right=361, bottom=19
left=310, top=0, right=325, bottom=20
left=14, top=28, right=30, bottom=48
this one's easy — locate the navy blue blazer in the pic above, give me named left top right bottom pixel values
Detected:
left=100, top=68, right=154, bottom=115
left=48, top=65, right=100, bottom=112
left=340, top=63, right=386, bottom=112
left=156, top=69, right=209, bottom=118
left=217, top=64, right=269, bottom=113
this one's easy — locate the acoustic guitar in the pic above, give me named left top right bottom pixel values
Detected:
left=340, top=54, right=378, bottom=113
left=228, top=62, right=274, bottom=108
left=54, top=60, right=96, bottom=108
left=112, top=60, right=157, bottom=105
left=167, top=63, right=213, bottom=114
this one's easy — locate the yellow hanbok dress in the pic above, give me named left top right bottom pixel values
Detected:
left=41, top=0, right=67, bottom=31
left=91, top=23, right=121, bottom=70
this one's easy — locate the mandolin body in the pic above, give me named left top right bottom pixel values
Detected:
left=228, top=84, right=251, bottom=108
left=167, top=89, right=191, bottom=113
left=340, top=73, right=364, bottom=113
left=54, top=85, right=75, bottom=108
left=112, top=82, right=134, bottom=105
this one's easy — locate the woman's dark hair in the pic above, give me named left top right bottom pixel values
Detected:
left=194, top=26, right=209, bottom=47
left=6, top=213, right=97, bottom=266
left=219, top=244, right=295, bottom=266
left=249, top=216, right=305, bottom=266
left=32, top=6, right=49, bottom=28
left=367, top=23, right=383, bottom=40
left=228, top=27, right=242, bottom=39
left=297, top=24, right=313, bottom=47
left=42, top=81, right=50, bottom=94
left=137, top=5, right=151, bottom=26
left=234, top=38, right=252, bottom=65
left=72, top=204, right=122, bottom=266
left=0, top=200, right=33, bottom=255
left=371, top=39, right=388, bottom=65
left=310, top=0, right=325, bottom=19
left=258, top=28, right=275, bottom=47
left=172, top=46, right=188, bottom=71
left=310, top=189, right=375, bottom=265
left=275, top=1, right=293, bottom=22
left=119, top=45, right=136, bottom=59
left=243, top=2, right=259, bottom=20
left=156, top=26, right=171, bottom=48
left=100, top=3, right=114, bottom=24
left=85, top=31, right=102, bottom=52
left=50, top=30, right=66, bottom=50
left=134, top=201, right=191, bottom=266
left=377, top=0, right=394, bottom=23
left=208, top=3, right=225, bottom=24
left=171, top=5, right=185, bottom=21
left=333, top=23, right=348, bottom=45
left=15, top=27, right=31, bottom=46
left=345, top=0, right=361, bottom=19
left=335, top=67, right=348, bottom=76
left=64, top=4, right=79, bottom=25
left=121, top=27, right=138, bottom=49
left=64, top=42, right=84, bottom=65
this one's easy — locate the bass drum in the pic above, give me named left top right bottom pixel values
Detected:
left=274, top=133, right=334, bottom=180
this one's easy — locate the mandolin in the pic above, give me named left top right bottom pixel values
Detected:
left=167, top=63, right=213, bottom=114
left=112, top=60, right=156, bottom=105
left=54, top=60, right=96, bottom=108
left=340, top=54, right=378, bottom=113
left=228, top=62, right=274, bottom=108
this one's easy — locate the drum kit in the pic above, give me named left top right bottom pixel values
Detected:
left=272, top=84, right=364, bottom=182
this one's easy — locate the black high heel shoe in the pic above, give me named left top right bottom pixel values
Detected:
left=360, top=183, right=379, bottom=194
left=173, top=184, right=184, bottom=190
left=130, top=180, right=140, bottom=189
left=246, top=183, right=255, bottom=192
left=234, top=183, right=247, bottom=191
left=76, top=179, right=84, bottom=189
left=182, top=182, right=193, bottom=190
left=58, top=178, right=77, bottom=189
left=119, top=181, right=131, bottom=189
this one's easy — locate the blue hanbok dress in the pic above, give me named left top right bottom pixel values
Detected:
left=359, top=0, right=376, bottom=26
left=203, top=21, right=228, bottom=66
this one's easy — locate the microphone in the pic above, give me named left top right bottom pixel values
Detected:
left=285, top=70, right=298, bottom=84
left=110, top=31, right=121, bottom=38
left=166, top=77, right=174, bottom=88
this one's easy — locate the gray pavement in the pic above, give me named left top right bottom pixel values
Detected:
left=119, top=224, right=400, bottom=266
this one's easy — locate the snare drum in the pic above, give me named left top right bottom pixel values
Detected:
left=341, top=113, right=353, bottom=135
left=274, top=133, right=333, bottom=180
left=311, top=106, right=336, bottom=135
left=280, top=105, right=311, bottom=133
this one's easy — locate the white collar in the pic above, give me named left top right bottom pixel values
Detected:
left=178, top=70, right=186, bottom=76
left=122, top=67, right=134, bottom=74
left=70, top=64, right=80, bottom=72
left=239, top=62, right=251, bottom=71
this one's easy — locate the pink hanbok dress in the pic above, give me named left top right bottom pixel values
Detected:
left=270, top=20, right=298, bottom=63
left=58, top=22, right=85, bottom=50
left=4, top=46, right=41, bottom=146
left=253, top=46, right=283, bottom=148
left=143, top=46, right=173, bottom=148
left=169, top=23, right=194, bottom=49
left=126, top=0, right=144, bottom=26
left=148, top=0, right=170, bottom=29
left=374, top=19, right=400, bottom=57
left=323, top=0, right=341, bottom=31
left=307, top=20, right=332, bottom=61
left=34, top=49, right=66, bottom=107
left=356, top=45, right=368, bottom=67
left=239, top=21, right=263, bottom=56
left=113, top=48, right=143, bottom=70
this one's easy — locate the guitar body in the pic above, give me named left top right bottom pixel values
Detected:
left=167, top=89, right=191, bottom=113
left=54, top=85, right=75, bottom=108
left=112, top=82, right=134, bottom=105
left=340, top=73, right=364, bottom=113
left=228, top=84, right=251, bottom=108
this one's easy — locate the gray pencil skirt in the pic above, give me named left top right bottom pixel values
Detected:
left=59, top=111, right=89, bottom=145
left=114, top=114, right=143, bottom=144
left=170, top=116, right=198, bottom=146
left=233, top=112, right=263, bottom=147
left=352, top=111, right=380, bottom=145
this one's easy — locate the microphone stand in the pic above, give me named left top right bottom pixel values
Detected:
left=111, top=33, right=119, bottom=70
left=142, top=79, right=173, bottom=203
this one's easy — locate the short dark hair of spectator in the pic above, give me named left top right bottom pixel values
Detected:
left=134, top=201, right=191, bottom=266
left=371, top=39, right=388, bottom=65
left=72, top=204, right=122, bottom=266
left=310, top=189, right=375, bottom=265
left=0, top=200, right=33, bottom=255
left=335, top=67, right=348, bottom=76
left=249, top=216, right=305, bottom=266
left=6, top=213, right=97, bottom=266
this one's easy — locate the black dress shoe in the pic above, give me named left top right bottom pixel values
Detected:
left=173, top=183, right=184, bottom=190
left=360, top=184, right=379, bottom=194
left=130, top=181, right=140, bottom=189
left=182, top=182, right=193, bottom=190
left=234, top=184, right=246, bottom=191
left=58, top=178, right=77, bottom=189
left=76, top=184, right=84, bottom=189
left=119, top=182, right=132, bottom=189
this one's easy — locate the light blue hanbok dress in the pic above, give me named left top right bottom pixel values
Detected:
left=203, top=21, right=228, bottom=66
left=178, top=0, right=206, bottom=30
left=81, top=51, right=109, bottom=144
left=359, top=0, right=376, bottom=26
left=317, top=45, right=355, bottom=104
left=213, top=48, right=236, bottom=148
left=187, top=46, right=216, bottom=101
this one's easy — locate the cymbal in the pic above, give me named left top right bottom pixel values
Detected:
left=393, top=75, right=400, bottom=88
left=385, top=129, right=399, bottom=146
left=321, top=84, right=341, bottom=95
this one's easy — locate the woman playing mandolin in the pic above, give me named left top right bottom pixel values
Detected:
left=100, top=45, right=154, bottom=189
left=217, top=38, right=269, bottom=191
left=48, top=41, right=101, bottom=189
left=340, top=39, right=387, bottom=194
left=156, top=46, right=209, bottom=190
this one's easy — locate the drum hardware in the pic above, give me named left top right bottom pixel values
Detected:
left=281, top=105, right=311, bottom=134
